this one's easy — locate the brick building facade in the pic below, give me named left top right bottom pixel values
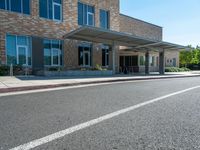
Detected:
left=0, top=0, right=180, bottom=75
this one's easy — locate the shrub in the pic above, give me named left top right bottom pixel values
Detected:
left=48, top=67, right=59, bottom=71
left=165, top=67, right=191, bottom=72
left=0, top=65, right=9, bottom=76
left=95, top=64, right=103, bottom=71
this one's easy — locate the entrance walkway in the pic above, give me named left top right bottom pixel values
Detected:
left=0, top=71, right=200, bottom=93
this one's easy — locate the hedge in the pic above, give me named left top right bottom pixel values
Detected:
left=165, top=67, right=191, bottom=72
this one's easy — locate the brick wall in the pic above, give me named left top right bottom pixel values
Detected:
left=119, top=14, right=162, bottom=41
left=165, top=50, right=179, bottom=67
left=0, top=0, right=120, bottom=67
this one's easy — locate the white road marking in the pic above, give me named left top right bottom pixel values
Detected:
left=9, top=85, right=200, bottom=150
left=0, top=78, right=173, bottom=97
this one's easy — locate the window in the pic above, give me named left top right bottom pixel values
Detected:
left=150, top=56, right=155, bottom=66
left=100, top=9, right=109, bottom=29
left=140, top=56, right=145, bottom=66
left=6, top=35, right=32, bottom=66
left=173, top=58, right=176, bottom=67
left=78, top=44, right=92, bottom=66
left=43, top=39, right=63, bottom=66
left=0, top=0, right=30, bottom=14
left=78, top=2, right=95, bottom=26
left=102, top=45, right=109, bottom=66
left=156, top=56, right=159, bottom=67
left=39, top=0, right=62, bottom=21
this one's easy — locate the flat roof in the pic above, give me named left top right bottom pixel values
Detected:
left=63, top=26, right=186, bottom=50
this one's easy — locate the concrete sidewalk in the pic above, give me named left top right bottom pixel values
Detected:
left=0, top=71, right=200, bottom=93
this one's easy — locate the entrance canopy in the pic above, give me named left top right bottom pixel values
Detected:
left=63, top=26, right=187, bottom=50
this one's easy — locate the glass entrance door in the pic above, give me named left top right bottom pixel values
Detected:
left=83, top=51, right=90, bottom=66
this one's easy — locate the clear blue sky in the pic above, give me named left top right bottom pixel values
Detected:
left=120, top=0, right=200, bottom=47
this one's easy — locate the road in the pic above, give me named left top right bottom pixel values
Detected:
left=1, top=77, right=200, bottom=150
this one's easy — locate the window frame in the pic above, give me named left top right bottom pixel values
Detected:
left=0, top=0, right=31, bottom=15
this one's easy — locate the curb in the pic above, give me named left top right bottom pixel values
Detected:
left=0, top=74, right=200, bottom=93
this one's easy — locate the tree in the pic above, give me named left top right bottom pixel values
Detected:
left=179, top=48, right=193, bottom=67
left=180, top=45, right=200, bottom=68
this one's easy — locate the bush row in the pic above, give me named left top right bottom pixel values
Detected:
left=0, top=65, right=30, bottom=76
left=165, top=67, right=191, bottom=72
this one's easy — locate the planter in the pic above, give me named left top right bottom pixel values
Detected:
left=43, top=70, right=113, bottom=77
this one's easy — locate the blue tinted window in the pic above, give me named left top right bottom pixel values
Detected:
left=48, top=0, right=53, bottom=19
left=78, top=2, right=83, bottom=25
left=0, top=0, right=29, bottom=14
left=39, top=0, right=48, bottom=18
left=6, top=35, right=17, bottom=65
left=100, top=9, right=109, bottom=29
left=22, top=0, right=30, bottom=14
left=78, top=2, right=95, bottom=26
left=40, top=0, right=62, bottom=21
left=83, top=4, right=87, bottom=25
left=6, top=35, right=32, bottom=66
left=53, top=0, right=61, bottom=4
left=10, top=0, right=21, bottom=13
left=53, top=3, right=61, bottom=20
left=0, top=0, right=6, bottom=9
left=88, top=5, right=94, bottom=13
left=43, top=39, right=63, bottom=66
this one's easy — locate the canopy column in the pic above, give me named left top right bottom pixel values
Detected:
left=145, top=50, right=150, bottom=74
left=159, top=49, right=165, bottom=75
left=112, top=42, right=116, bottom=74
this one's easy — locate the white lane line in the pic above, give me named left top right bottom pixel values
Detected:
left=10, top=85, right=200, bottom=150
left=0, top=78, right=173, bottom=97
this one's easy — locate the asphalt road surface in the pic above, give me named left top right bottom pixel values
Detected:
left=1, top=77, right=200, bottom=150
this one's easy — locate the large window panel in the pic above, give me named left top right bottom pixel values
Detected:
left=1, top=0, right=30, bottom=14
left=6, top=35, right=31, bottom=66
left=78, top=2, right=95, bottom=26
left=10, top=0, right=21, bottom=13
left=100, top=9, right=109, bottom=29
left=17, top=46, right=27, bottom=65
left=17, top=36, right=27, bottom=45
left=52, top=49, right=60, bottom=66
left=43, top=39, right=63, bottom=66
left=22, top=0, right=30, bottom=14
left=0, top=0, right=6, bottom=9
left=39, top=0, right=48, bottom=18
left=78, top=2, right=83, bottom=25
left=6, top=35, right=17, bottom=65
left=44, top=49, right=51, bottom=66
left=39, top=0, right=62, bottom=21
left=53, top=3, right=61, bottom=21
left=48, top=0, right=53, bottom=19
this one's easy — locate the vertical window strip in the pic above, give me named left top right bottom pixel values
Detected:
left=44, top=39, right=62, bottom=66
left=78, top=2, right=94, bottom=26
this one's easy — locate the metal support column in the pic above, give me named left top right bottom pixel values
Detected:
left=159, top=49, right=165, bottom=75
left=145, top=50, right=150, bottom=74
left=112, top=42, right=116, bottom=74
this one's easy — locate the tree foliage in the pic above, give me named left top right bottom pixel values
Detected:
left=180, top=46, right=200, bottom=67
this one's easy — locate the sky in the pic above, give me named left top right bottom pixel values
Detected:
left=120, top=0, right=200, bottom=47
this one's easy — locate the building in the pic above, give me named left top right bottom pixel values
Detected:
left=0, top=0, right=185, bottom=75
